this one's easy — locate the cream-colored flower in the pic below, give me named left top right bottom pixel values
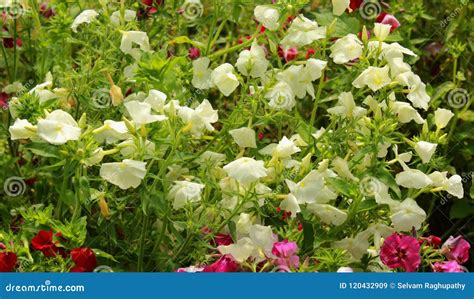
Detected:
left=308, top=203, right=348, bottom=226
left=280, top=194, right=301, bottom=217
left=265, top=81, right=295, bottom=111
left=332, top=0, right=349, bottom=16
left=37, top=110, right=81, bottom=145
left=286, top=170, right=337, bottom=204
left=110, top=9, right=136, bottom=26
left=100, top=159, right=147, bottom=189
left=229, top=127, right=257, bottom=148
left=211, top=63, right=240, bottom=96
left=429, top=171, right=464, bottom=199
left=9, top=119, right=36, bottom=140
left=254, top=5, right=280, bottom=31
left=235, top=40, right=269, bottom=78
left=71, top=9, right=98, bottom=32
left=223, top=157, right=268, bottom=185
left=93, top=120, right=130, bottom=144
left=414, top=141, right=437, bottom=164
left=168, top=180, right=205, bottom=209
left=352, top=66, right=391, bottom=92
left=330, top=34, right=363, bottom=64
left=373, top=23, right=392, bottom=42
left=124, top=101, right=167, bottom=125
left=395, top=169, right=433, bottom=189
left=281, top=14, right=326, bottom=47
left=191, top=57, right=213, bottom=89
left=327, top=91, right=367, bottom=118
left=120, top=31, right=151, bottom=60
left=390, top=198, right=426, bottom=231
left=178, top=99, right=218, bottom=136
left=434, top=108, right=454, bottom=129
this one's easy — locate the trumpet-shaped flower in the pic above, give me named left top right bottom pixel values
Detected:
left=390, top=198, right=426, bottom=231
left=191, top=57, right=213, bottom=89
left=308, top=203, right=348, bottom=226
left=352, top=66, right=391, bottom=92
left=330, top=34, right=363, bottom=64
left=286, top=170, right=336, bottom=204
left=395, top=71, right=430, bottom=110
left=71, top=10, right=98, bottom=32
left=211, top=63, right=240, bottom=96
left=391, top=101, right=425, bottom=124
left=428, top=171, right=464, bottom=199
left=93, top=120, right=130, bottom=144
left=373, top=23, right=392, bottom=42
left=100, top=159, right=147, bottom=189
left=37, top=110, right=81, bottom=145
left=332, top=0, right=350, bottom=16
left=328, top=91, right=367, bottom=118
left=120, top=31, right=151, bottom=60
left=124, top=101, right=167, bottom=125
left=281, top=14, right=326, bottom=47
left=144, top=89, right=167, bottom=112
left=254, top=5, right=280, bottom=31
left=9, top=119, right=36, bottom=140
left=279, top=194, right=301, bottom=217
left=229, top=127, right=257, bottom=148
left=414, top=141, right=437, bottom=164
left=395, top=168, right=433, bottom=189
left=223, top=157, right=268, bottom=185
left=434, top=108, right=454, bottom=129
left=235, top=40, right=269, bottom=78
left=178, top=99, right=218, bottom=136
left=168, top=180, right=205, bottom=209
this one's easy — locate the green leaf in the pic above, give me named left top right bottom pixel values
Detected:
left=170, top=36, right=205, bottom=48
left=93, top=249, right=119, bottom=263
left=450, top=200, right=474, bottom=219
left=22, top=143, right=60, bottom=158
left=357, top=199, right=378, bottom=212
left=326, top=177, right=355, bottom=198
left=374, top=168, right=402, bottom=199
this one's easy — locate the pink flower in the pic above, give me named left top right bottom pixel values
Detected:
left=188, top=47, right=200, bottom=60
left=272, top=240, right=299, bottom=269
left=432, top=261, right=464, bottom=273
left=376, top=13, right=400, bottom=32
left=202, top=255, right=238, bottom=272
left=380, top=233, right=421, bottom=272
left=442, top=236, right=471, bottom=264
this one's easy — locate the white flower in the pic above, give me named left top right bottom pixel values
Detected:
left=9, top=119, right=36, bottom=140
left=168, top=181, right=205, bottom=209
left=248, top=224, right=276, bottom=258
left=144, top=89, right=167, bottom=112
left=229, top=127, right=257, bottom=148
left=305, top=59, right=327, bottom=81
left=434, top=108, right=454, bottom=129
left=124, top=101, right=167, bottom=125
left=211, top=63, right=240, bottom=96
left=254, top=5, right=280, bottom=31
left=71, top=9, right=98, bottom=32
left=277, top=65, right=314, bottom=99
left=333, top=234, right=369, bottom=261
left=286, top=170, right=337, bottom=204
left=118, top=138, right=155, bottom=159
left=429, top=172, right=464, bottom=199
left=332, top=157, right=358, bottom=181
left=223, top=157, right=268, bottom=185
left=414, top=141, right=437, bottom=164
left=120, top=31, right=151, bottom=60
left=235, top=40, right=269, bottom=78
left=308, top=203, right=348, bottom=226
left=395, top=71, right=430, bottom=110
left=265, top=81, right=295, bottom=111
left=373, top=23, right=392, bottom=42
left=273, top=136, right=300, bottom=159
left=395, top=169, right=433, bottom=189
left=218, top=237, right=255, bottom=262
left=37, top=110, right=81, bottom=145
left=390, top=198, right=426, bottom=231
left=191, top=57, right=212, bottom=89
left=352, top=66, right=391, bottom=92
left=99, top=159, right=147, bottom=189
left=280, top=194, right=301, bottom=217
left=84, top=148, right=106, bottom=166
left=93, top=120, right=130, bottom=144
left=328, top=91, right=367, bottom=118
left=281, top=14, right=326, bottom=47
left=330, top=34, right=363, bottom=64
left=332, top=0, right=349, bottom=16
left=391, top=101, right=425, bottom=124
left=110, top=10, right=136, bottom=26
left=178, top=99, right=218, bottom=136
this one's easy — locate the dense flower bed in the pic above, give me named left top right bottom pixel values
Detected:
left=0, top=0, right=472, bottom=272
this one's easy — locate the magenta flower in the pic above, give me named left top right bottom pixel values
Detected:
left=272, top=240, right=299, bottom=270
left=442, top=236, right=471, bottom=264
left=188, top=47, right=201, bottom=60
left=380, top=233, right=421, bottom=272
left=202, top=255, right=238, bottom=272
left=432, top=261, right=464, bottom=273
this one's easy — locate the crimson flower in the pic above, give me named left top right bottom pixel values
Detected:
left=31, top=230, right=63, bottom=257
left=213, top=233, right=233, bottom=246
left=70, top=247, right=97, bottom=272
left=442, top=236, right=471, bottom=264
left=202, top=255, right=238, bottom=272
left=0, top=92, right=9, bottom=109
left=380, top=233, right=421, bottom=272
left=349, top=0, right=364, bottom=10
left=188, top=47, right=200, bottom=60
left=419, top=235, right=442, bottom=248
left=0, top=252, right=17, bottom=272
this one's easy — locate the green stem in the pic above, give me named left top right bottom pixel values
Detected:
left=309, top=68, right=326, bottom=134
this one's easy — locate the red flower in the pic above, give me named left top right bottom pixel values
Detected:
left=305, top=48, right=315, bottom=59
left=442, top=236, right=471, bottom=264
left=432, top=261, right=464, bottom=272
left=214, top=233, right=233, bottom=246
left=0, top=92, right=9, bottom=109
left=419, top=235, right=442, bottom=248
left=31, top=230, right=62, bottom=257
left=0, top=252, right=17, bottom=272
left=380, top=233, right=421, bottom=272
left=70, top=247, right=97, bottom=272
left=3, top=37, right=22, bottom=49
left=376, top=12, right=400, bottom=32
left=39, top=2, right=56, bottom=18
left=188, top=47, right=200, bottom=60
left=349, top=0, right=364, bottom=10
left=202, top=255, right=238, bottom=272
